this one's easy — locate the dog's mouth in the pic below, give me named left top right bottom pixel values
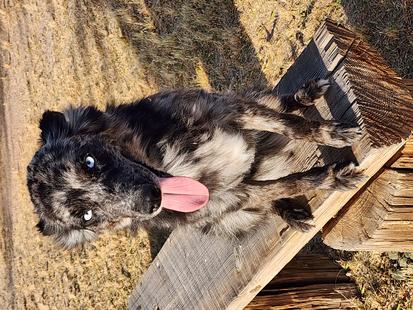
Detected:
left=157, top=176, right=209, bottom=213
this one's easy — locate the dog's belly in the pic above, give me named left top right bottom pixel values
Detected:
left=160, top=128, right=255, bottom=190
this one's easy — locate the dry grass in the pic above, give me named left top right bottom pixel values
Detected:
left=340, top=252, right=413, bottom=309
left=342, top=0, right=413, bottom=79
left=0, top=0, right=412, bottom=309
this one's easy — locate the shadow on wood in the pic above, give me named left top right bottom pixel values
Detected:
left=246, top=253, right=360, bottom=309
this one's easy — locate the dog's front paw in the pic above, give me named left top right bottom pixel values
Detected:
left=272, top=199, right=314, bottom=232
left=294, top=78, right=331, bottom=106
left=315, top=122, right=363, bottom=148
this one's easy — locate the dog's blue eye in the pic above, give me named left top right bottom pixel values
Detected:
left=83, top=210, right=93, bottom=221
left=85, top=156, right=95, bottom=169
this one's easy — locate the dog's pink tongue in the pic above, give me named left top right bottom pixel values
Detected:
left=158, top=177, right=209, bottom=212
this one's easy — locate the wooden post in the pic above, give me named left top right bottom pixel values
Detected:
left=128, top=20, right=413, bottom=309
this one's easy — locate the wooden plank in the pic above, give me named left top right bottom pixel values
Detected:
left=324, top=134, right=413, bottom=251
left=129, top=20, right=413, bottom=310
left=263, top=254, right=351, bottom=287
left=391, top=135, right=413, bottom=169
left=246, top=284, right=359, bottom=310
left=317, top=21, right=412, bottom=147
left=246, top=253, right=360, bottom=309
left=404, top=79, right=413, bottom=96
left=323, top=168, right=413, bottom=251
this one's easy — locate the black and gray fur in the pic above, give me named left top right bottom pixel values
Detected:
left=27, top=79, right=364, bottom=247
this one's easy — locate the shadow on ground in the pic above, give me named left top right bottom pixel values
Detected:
left=107, top=0, right=268, bottom=90
left=102, top=0, right=269, bottom=256
left=342, top=0, right=412, bottom=79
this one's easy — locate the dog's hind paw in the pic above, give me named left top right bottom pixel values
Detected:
left=294, top=78, right=331, bottom=106
left=319, top=162, right=366, bottom=191
left=315, top=122, right=363, bottom=148
left=333, top=162, right=367, bottom=190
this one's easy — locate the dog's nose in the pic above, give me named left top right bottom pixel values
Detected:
left=142, top=185, right=161, bottom=214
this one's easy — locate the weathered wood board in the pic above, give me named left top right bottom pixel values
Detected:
left=129, top=20, right=413, bottom=310
left=323, top=79, right=413, bottom=252
left=246, top=284, right=359, bottom=310
left=391, top=136, right=413, bottom=169
left=246, top=253, right=360, bottom=309
left=323, top=135, right=413, bottom=251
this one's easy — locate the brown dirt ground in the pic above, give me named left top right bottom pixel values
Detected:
left=0, top=0, right=412, bottom=309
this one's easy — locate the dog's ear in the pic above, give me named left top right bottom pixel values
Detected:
left=36, top=219, right=55, bottom=236
left=65, top=106, right=107, bottom=135
left=39, top=111, right=69, bottom=144
left=35, top=219, right=46, bottom=234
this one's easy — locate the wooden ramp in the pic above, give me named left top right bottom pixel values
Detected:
left=129, top=20, right=413, bottom=310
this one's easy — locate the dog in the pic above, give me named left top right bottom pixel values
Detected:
left=27, top=79, right=364, bottom=248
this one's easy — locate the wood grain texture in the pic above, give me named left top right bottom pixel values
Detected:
left=323, top=135, right=413, bottom=252
left=129, top=20, right=412, bottom=310
left=319, top=20, right=413, bottom=147
left=390, top=82, right=413, bottom=169
left=263, top=253, right=351, bottom=287
left=246, top=284, right=359, bottom=310
left=390, top=135, right=413, bottom=169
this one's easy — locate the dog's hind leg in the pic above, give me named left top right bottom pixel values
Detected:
left=244, top=78, right=330, bottom=113
left=244, top=162, right=365, bottom=202
left=239, top=100, right=361, bottom=148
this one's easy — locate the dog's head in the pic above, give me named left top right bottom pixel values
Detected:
left=27, top=107, right=163, bottom=248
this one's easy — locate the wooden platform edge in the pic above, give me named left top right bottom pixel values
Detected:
left=247, top=253, right=360, bottom=310
left=323, top=77, right=413, bottom=251
left=227, top=143, right=404, bottom=310
left=322, top=136, right=413, bottom=251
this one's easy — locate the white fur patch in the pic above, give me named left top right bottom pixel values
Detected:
left=201, top=191, right=241, bottom=218
left=63, top=167, right=84, bottom=189
left=57, top=229, right=96, bottom=248
left=51, top=190, right=72, bottom=221
left=63, top=168, right=106, bottom=199
left=113, top=218, right=133, bottom=230
left=215, top=209, right=264, bottom=236
left=316, top=79, right=331, bottom=95
left=162, top=129, right=254, bottom=187
left=253, top=141, right=302, bottom=181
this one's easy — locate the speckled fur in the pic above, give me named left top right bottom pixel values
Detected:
left=27, top=79, right=364, bottom=247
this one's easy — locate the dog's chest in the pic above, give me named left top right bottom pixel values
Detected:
left=160, top=128, right=255, bottom=189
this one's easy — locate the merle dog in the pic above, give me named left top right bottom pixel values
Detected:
left=27, top=79, right=364, bottom=248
